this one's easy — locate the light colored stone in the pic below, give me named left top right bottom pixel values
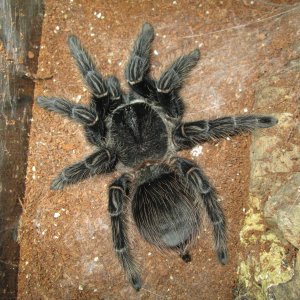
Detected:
left=264, top=172, right=300, bottom=246
left=255, top=86, right=288, bottom=108
left=277, top=204, right=300, bottom=249
left=269, top=252, right=300, bottom=300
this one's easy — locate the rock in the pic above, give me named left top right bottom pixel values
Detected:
left=251, top=113, right=298, bottom=177
left=278, top=204, right=300, bottom=249
left=250, top=111, right=300, bottom=250
left=269, top=251, right=300, bottom=300
left=250, top=113, right=299, bottom=198
left=255, top=86, right=287, bottom=108
left=28, top=50, right=34, bottom=59
left=264, top=173, right=300, bottom=223
left=241, top=47, right=300, bottom=299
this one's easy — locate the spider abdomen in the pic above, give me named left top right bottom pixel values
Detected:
left=132, top=166, right=201, bottom=250
left=110, top=101, right=169, bottom=167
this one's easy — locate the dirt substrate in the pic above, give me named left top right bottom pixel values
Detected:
left=18, top=1, right=300, bottom=299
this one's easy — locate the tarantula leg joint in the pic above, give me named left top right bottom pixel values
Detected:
left=127, top=76, right=143, bottom=85
left=115, top=247, right=127, bottom=253
left=87, top=114, right=99, bottom=126
left=95, top=90, right=108, bottom=98
left=109, top=186, right=126, bottom=216
left=232, top=116, right=237, bottom=128
left=157, top=87, right=171, bottom=93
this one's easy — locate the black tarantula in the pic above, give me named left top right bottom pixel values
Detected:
left=37, top=23, right=277, bottom=291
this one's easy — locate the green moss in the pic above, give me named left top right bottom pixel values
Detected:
left=239, top=196, right=265, bottom=245
left=254, top=233, right=293, bottom=290
left=237, top=196, right=294, bottom=299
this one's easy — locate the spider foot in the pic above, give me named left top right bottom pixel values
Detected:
left=130, top=274, right=142, bottom=291
left=256, top=116, right=278, bottom=128
left=50, top=173, right=66, bottom=190
left=181, top=252, right=192, bottom=263
left=217, top=249, right=228, bottom=265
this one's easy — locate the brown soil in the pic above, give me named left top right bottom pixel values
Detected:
left=18, top=1, right=299, bottom=299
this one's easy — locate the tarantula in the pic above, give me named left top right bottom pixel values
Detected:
left=37, top=23, right=277, bottom=291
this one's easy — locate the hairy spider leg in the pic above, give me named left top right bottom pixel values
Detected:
left=106, top=75, right=123, bottom=111
left=125, top=23, right=200, bottom=119
left=108, top=174, right=142, bottom=291
left=125, top=23, right=157, bottom=99
left=36, top=96, right=106, bottom=146
left=68, top=35, right=127, bottom=144
left=173, top=115, right=278, bottom=150
left=36, top=96, right=97, bottom=125
left=85, top=74, right=125, bottom=145
left=156, top=48, right=200, bottom=119
left=173, top=157, right=228, bottom=264
left=51, top=148, right=117, bottom=190
left=68, top=35, right=109, bottom=116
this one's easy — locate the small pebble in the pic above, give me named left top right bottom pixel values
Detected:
left=153, top=50, right=159, bottom=56
left=54, top=212, right=61, bottom=218
left=191, top=145, right=203, bottom=157
left=75, top=95, right=82, bottom=102
left=79, top=285, right=83, bottom=291
left=94, top=257, right=99, bottom=262
left=243, top=108, right=248, bottom=113
left=28, top=51, right=34, bottom=59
